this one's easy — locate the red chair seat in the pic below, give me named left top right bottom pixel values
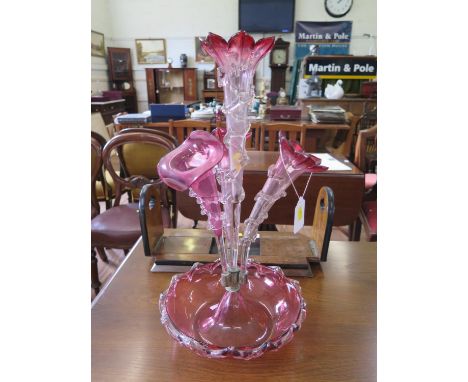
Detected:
left=360, top=201, right=377, bottom=241
left=365, top=173, right=377, bottom=190
left=91, top=203, right=141, bottom=248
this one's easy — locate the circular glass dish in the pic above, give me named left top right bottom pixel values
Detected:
left=159, top=260, right=306, bottom=360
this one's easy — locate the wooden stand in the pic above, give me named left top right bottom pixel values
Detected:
left=139, top=185, right=335, bottom=277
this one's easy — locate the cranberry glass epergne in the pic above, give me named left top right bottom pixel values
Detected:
left=157, top=31, right=328, bottom=360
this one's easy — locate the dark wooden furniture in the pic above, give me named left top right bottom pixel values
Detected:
left=115, top=121, right=171, bottom=133
left=92, top=234, right=376, bottom=381
left=269, top=37, right=290, bottom=92
left=260, top=122, right=306, bottom=151
left=259, top=112, right=350, bottom=152
left=202, top=64, right=224, bottom=102
left=116, top=127, right=179, bottom=227
left=168, top=119, right=211, bottom=145
left=107, top=47, right=138, bottom=113
left=357, top=201, right=377, bottom=242
left=351, top=125, right=377, bottom=242
left=145, top=68, right=197, bottom=104
left=176, top=151, right=364, bottom=228
left=326, top=112, right=360, bottom=159
left=298, top=97, right=376, bottom=119
left=91, top=131, right=113, bottom=210
left=91, top=137, right=102, bottom=220
left=247, top=122, right=261, bottom=150
left=202, top=89, right=224, bottom=102
left=91, top=99, right=126, bottom=125
left=140, top=184, right=334, bottom=274
left=91, top=137, right=106, bottom=292
left=139, top=184, right=166, bottom=260
left=91, top=132, right=175, bottom=295
left=115, top=118, right=349, bottom=153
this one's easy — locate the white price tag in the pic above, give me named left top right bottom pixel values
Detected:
left=293, top=196, right=305, bottom=234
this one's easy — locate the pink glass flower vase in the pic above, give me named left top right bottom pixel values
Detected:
left=201, top=31, right=275, bottom=291
left=157, top=32, right=327, bottom=360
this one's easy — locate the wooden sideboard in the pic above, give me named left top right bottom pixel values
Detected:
left=298, top=97, right=376, bottom=118
left=202, top=89, right=224, bottom=102
left=91, top=99, right=126, bottom=125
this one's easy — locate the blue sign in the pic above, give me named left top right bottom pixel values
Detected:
left=295, top=21, right=353, bottom=59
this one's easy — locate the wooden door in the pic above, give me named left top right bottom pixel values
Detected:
left=145, top=68, right=157, bottom=104
left=183, top=69, right=197, bottom=101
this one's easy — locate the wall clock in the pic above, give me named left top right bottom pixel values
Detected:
left=325, top=0, right=353, bottom=18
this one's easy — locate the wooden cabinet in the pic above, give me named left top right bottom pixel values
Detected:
left=107, top=47, right=138, bottom=113
left=298, top=98, right=376, bottom=118
left=202, top=66, right=223, bottom=102
left=120, top=89, right=137, bottom=113
left=202, top=90, right=224, bottom=102
left=91, top=99, right=126, bottom=125
left=145, top=68, right=197, bottom=104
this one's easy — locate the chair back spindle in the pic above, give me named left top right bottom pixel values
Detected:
left=260, top=123, right=306, bottom=151
left=169, top=119, right=212, bottom=145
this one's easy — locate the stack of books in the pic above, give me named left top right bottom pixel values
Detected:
left=190, top=108, right=215, bottom=120
left=308, top=105, right=348, bottom=124
left=116, top=113, right=151, bottom=124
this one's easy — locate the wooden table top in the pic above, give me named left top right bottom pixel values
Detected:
left=92, top=234, right=376, bottom=382
left=177, top=151, right=364, bottom=227
left=245, top=150, right=361, bottom=174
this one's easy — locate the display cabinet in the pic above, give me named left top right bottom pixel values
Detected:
left=145, top=68, right=197, bottom=104
left=201, top=64, right=224, bottom=102
left=107, top=47, right=138, bottom=112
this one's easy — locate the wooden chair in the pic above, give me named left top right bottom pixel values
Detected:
left=168, top=119, right=212, bottom=145
left=91, top=131, right=114, bottom=210
left=91, top=137, right=109, bottom=293
left=326, top=112, right=360, bottom=159
left=350, top=125, right=377, bottom=242
left=350, top=106, right=377, bottom=160
left=354, top=124, right=377, bottom=175
left=91, top=112, right=113, bottom=140
left=260, top=123, right=306, bottom=151
left=118, top=127, right=178, bottom=147
left=117, top=127, right=178, bottom=227
left=215, top=120, right=261, bottom=150
left=115, top=121, right=171, bottom=134
left=247, top=122, right=261, bottom=150
left=91, top=132, right=173, bottom=295
left=91, top=137, right=102, bottom=220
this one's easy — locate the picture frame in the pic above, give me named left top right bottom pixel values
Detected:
left=91, top=30, right=105, bottom=57
left=206, top=78, right=216, bottom=89
left=195, top=37, right=214, bottom=63
left=135, top=39, right=167, bottom=64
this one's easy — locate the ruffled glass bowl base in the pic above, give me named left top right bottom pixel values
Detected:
left=159, top=260, right=306, bottom=360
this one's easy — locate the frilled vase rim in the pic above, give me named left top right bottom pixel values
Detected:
left=200, top=31, right=275, bottom=74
